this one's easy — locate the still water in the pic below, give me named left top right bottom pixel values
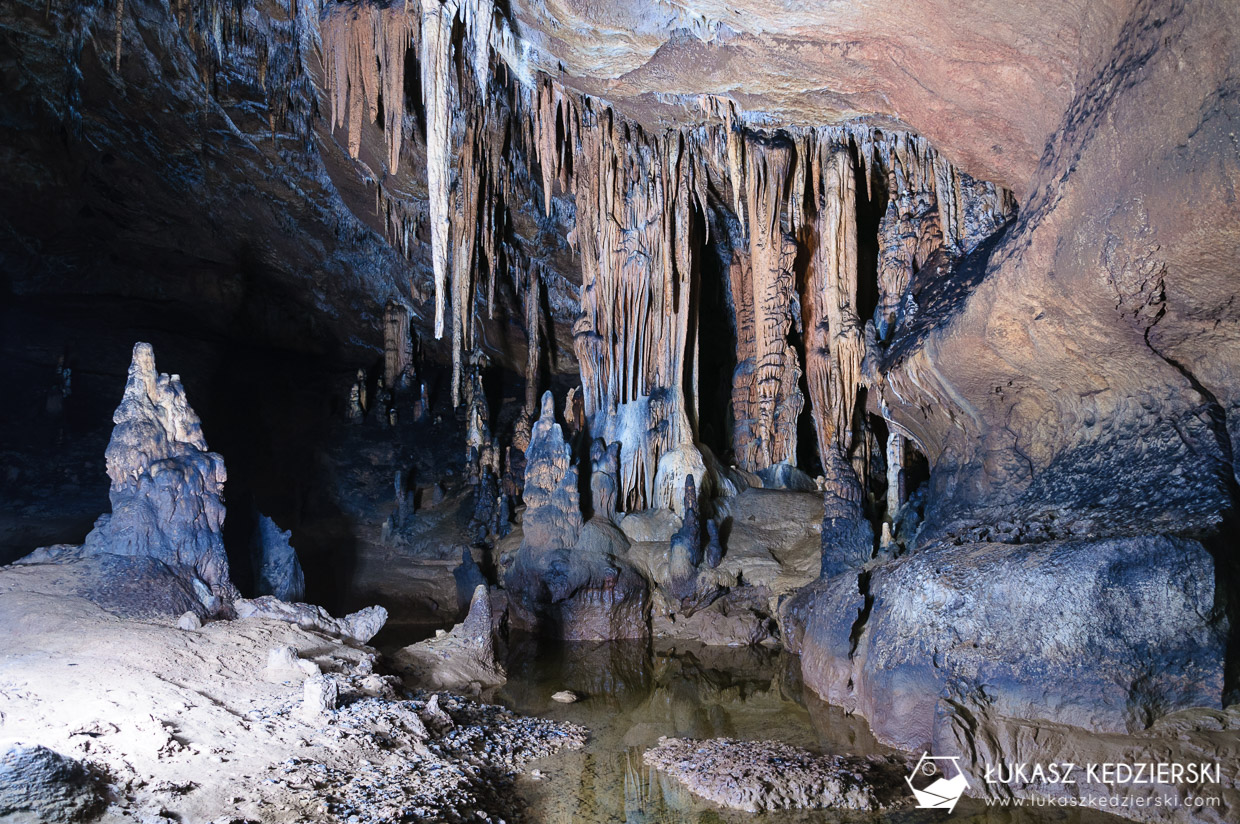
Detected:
left=495, top=639, right=1128, bottom=824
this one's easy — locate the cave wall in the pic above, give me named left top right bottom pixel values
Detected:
left=874, top=0, right=1240, bottom=542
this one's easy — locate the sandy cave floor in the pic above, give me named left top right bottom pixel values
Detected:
left=0, top=582, right=586, bottom=824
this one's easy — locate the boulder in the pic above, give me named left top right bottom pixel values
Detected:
left=234, top=596, right=387, bottom=644
left=302, top=674, right=339, bottom=718
left=793, top=535, right=1228, bottom=753
left=0, top=741, right=102, bottom=823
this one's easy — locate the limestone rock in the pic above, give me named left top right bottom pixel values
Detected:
left=234, top=597, right=387, bottom=644
left=392, top=585, right=506, bottom=691
left=177, top=611, right=202, bottom=630
left=793, top=535, right=1228, bottom=753
left=504, top=393, right=651, bottom=640
left=551, top=690, right=578, bottom=703
left=251, top=515, right=305, bottom=603
left=0, top=741, right=102, bottom=822
left=81, top=342, right=236, bottom=600
left=588, top=439, right=620, bottom=522
left=521, top=392, right=582, bottom=551
left=643, top=737, right=908, bottom=812
left=12, top=548, right=209, bottom=621
left=302, top=674, right=339, bottom=718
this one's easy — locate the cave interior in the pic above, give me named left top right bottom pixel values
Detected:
left=0, top=0, right=1237, bottom=822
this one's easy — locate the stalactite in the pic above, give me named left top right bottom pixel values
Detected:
left=523, top=266, right=541, bottom=418
left=320, top=4, right=416, bottom=171
left=730, top=134, right=802, bottom=474
left=804, top=144, right=864, bottom=481
left=383, top=301, right=413, bottom=391
left=114, top=0, right=125, bottom=71
left=570, top=107, right=705, bottom=512
left=421, top=0, right=455, bottom=340
left=452, top=119, right=482, bottom=406
left=871, top=132, right=1016, bottom=340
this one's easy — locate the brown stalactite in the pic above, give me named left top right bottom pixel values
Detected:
left=804, top=144, right=864, bottom=488
left=320, top=4, right=416, bottom=171
left=383, top=301, right=413, bottom=390
left=731, top=134, right=802, bottom=474
left=569, top=108, right=705, bottom=512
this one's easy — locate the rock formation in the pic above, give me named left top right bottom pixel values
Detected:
left=731, top=135, right=803, bottom=474
left=791, top=536, right=1227, bottom=753
left=643, top=737, right=908, bottom=812
left=0, top=741, right=103, bottom=822
left=393, top=584, right=506, bottom=691
left=519, top=391, right=583, bottom=552
left=503, top=392, right=650, bottom=639
left=81, top=343, right=235, bottom=600
left=234, top=597, right=388, bottom=645
left=251, top=515, right=305, bottom=603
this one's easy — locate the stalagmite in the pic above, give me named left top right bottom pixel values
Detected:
left=731, top=134, right=802, bottom=474
left=82, top=343, right=235, bottom=600
left=384, top=301, right=413, bottom=391
left=590, top=439, right=621, bottom=522
left=521, top=391, right=582, bottom=551
left=885, top=431, right=906, bottom=523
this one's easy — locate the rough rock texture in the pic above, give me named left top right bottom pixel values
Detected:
left=943, top=706, right=1239, bottom=824
left=251, top=514, right=306, bottom=603
left=642, top=737, right=909, bottom=812
left=234, top=596, right=388, bottom=645
left=792, top=536, right=1227, bottom=754
left=870, top=0, right=1240, bottom=542
left=503, top=394, right=651, bottom=640
left=0, top=741, right=102, bottom=823
left=392, top=584, right=507, bottom=692
left=10, top=546, right=210, bottom=621
left=0, top=576, right=586, bottom=824
left=520, top=392, right=583, bottom=553
left=80, top=343, right=234, bottom=598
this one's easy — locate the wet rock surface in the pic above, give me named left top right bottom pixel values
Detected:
left=643, top=737, right=910, bottom=812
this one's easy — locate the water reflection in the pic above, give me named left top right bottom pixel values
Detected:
left=497, top=639, right=1129, bottom=824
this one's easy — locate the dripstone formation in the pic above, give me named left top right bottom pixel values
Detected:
left=0, top=0, right=1236, bottom=822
